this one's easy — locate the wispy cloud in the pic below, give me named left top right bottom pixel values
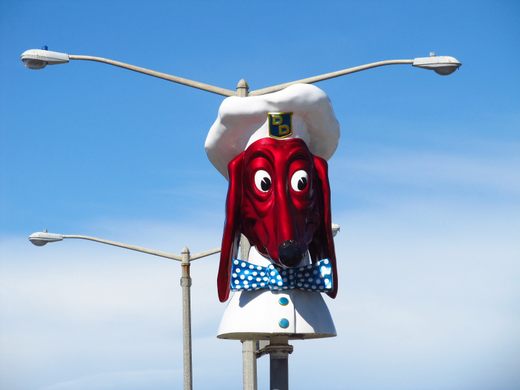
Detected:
left=344, top=149, right=520, bottom=193
left=329, top=138, right=520, bottom=216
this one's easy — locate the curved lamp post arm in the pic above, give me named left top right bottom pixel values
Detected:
left=29, top=231, right=183, bottom=261
left=65, top=234, right=185, bottom=261
left=20, top=49, right=235, bottom=97
left=28, top=231, right=221, bottom=262
left=69, top=55, right=235, bottom=97
left=249, top=55, right=461, bottom=96
left=250, top=59, right=414, bottom=96
left=190, top=247, right=221, bottom=261
left=21, top=49, right=461, bottom=99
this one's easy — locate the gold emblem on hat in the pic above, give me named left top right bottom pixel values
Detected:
left=268, top=112, right=293, bottom=139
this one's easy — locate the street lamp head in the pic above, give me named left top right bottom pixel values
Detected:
left=413, top=55, right=461, bottom=75
left=331, top=223, right=340, bottom=237
left=20, top=49, right=69, bottom=70
left=29, top=231, right=64, bottom=246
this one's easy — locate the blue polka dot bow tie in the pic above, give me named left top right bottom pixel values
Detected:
left=230, top=259, right=333, bottom=292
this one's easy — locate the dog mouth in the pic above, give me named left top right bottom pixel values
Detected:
left=277, top=239, right=305, bottom=268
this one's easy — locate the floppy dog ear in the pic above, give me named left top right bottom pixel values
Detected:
left=217, top=153, right=244, bottom=302
left=309, top=156, right=338, bottom=299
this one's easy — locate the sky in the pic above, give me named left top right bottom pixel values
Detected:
left=1, top=0, right=519, bottom=389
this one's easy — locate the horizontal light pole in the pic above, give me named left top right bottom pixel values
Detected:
left=20, top=49, right=235, bottom=97
left=29, top=231, right=220, bottom=390
left=20, top=49, right=461, bottom=97
left=249, top=55, right=461, bottom=96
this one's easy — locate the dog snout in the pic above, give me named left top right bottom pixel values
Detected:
left=278, top=240, right=304, bottom=267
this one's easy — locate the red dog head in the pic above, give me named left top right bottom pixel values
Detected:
left=217, top=137, right=337, bottom=302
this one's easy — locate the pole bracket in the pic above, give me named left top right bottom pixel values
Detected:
left=256, top=340, right=293, bottom=358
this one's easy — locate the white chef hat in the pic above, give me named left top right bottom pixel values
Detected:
left=205, top=83, right=340, bottom=178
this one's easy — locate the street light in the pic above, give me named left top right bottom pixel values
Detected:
left=28, top=231, right=64, bottom=246
left=412, top=54, right=462, bottom=75
left=20, top=49, right=69, bottom=69
left=21, top=48, right=461, bottom=97
left=29, top=231, right=219, bottom=390
left=20, top=48, right=236, bottom=96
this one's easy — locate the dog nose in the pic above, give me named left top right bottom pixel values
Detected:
left=278, top=240, right=303, bottom=267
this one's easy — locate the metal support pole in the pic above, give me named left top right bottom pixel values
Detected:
left=68, top=55, right=236, bottom=97
left=236, top=79, right=249, bottom=97
left=28, top=231, right=221, bottom=390
left=239, top=235, right=257, bottom=390
left=180, top=247, right=193, bottom=390
left=239, top=234, right=251, bottom=262
left=268, top=336, right=293, bottom=390
left=242, top=339, right=258, bottom=390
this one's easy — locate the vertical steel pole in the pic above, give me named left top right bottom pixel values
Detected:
left=236, top=79, right=249, bottom=97
left=238, top=233, right=257, bottom=390
left=242, top=339, right=258, bottom=390
left=269, top=336, right=293, bottom=390
left=237, top=81, right=257, bottom=390
left=239, top=234, right=257, bottom=390
left=180, top=247, right=193, bottom=390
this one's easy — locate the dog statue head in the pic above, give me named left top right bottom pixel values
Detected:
left=205, top=84, right=340, bottom=302
left=218, top=136, right=337, bottom=301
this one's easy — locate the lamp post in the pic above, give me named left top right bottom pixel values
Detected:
left=20, top=48, right=461, bottom=97
left=28, top=231, right=219, bottom=390
left=22, top=48, right=460, bottom=390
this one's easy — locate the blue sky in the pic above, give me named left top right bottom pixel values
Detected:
left=1, top=0, right=519, bottom=389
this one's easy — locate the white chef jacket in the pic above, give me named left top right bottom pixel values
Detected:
left=218, top=247, right=336, bottom=340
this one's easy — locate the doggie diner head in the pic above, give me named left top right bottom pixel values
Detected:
left=238, top=138, right=323, bottom=267
left=204, top=84, right=340, bottom=302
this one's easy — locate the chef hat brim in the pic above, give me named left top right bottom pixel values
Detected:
left=205, top=83, right=340, bottom=178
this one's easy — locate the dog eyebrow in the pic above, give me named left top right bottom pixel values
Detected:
left=246, top=148, right=274, bottom=163
left=286, top=147, right=313, bottom=165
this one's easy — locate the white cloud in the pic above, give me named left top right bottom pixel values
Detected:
left=39, top=369, right=180, bottom=390
left=346, top=149, right=520, bottom=194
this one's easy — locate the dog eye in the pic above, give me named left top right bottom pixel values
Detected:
left=291, top=170, right=308, bottom=192
left=254, top=170, right=272, bottom=192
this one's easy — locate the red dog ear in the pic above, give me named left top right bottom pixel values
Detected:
left=309, top=156, right=338, bottom=299
left=217, top=153, right=244, bottom=302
